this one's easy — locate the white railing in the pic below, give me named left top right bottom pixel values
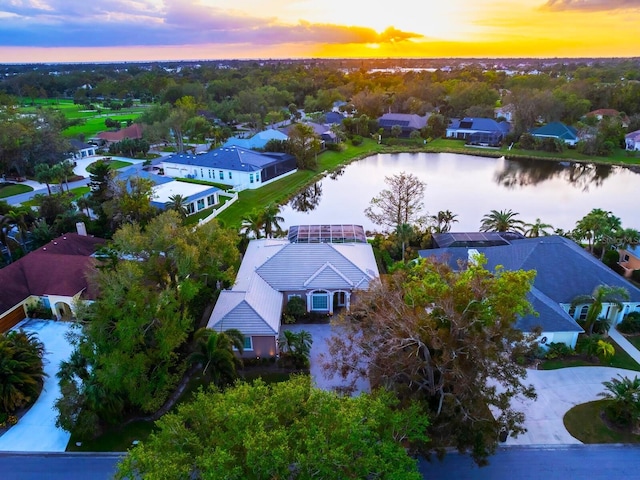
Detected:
left=197, top=191, right=239, bottom=227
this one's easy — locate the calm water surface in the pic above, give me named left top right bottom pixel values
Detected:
left=280, top=152, right=640, bottom=232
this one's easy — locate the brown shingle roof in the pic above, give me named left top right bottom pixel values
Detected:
left=95, top=123, right=144, bottom=142
left=0, top=233, right=105, bottom=313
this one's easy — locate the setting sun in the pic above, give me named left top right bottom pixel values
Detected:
left=0, top=0, right=637, bottom=62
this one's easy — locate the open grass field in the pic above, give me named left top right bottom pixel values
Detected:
left=564, top=400, right=640, bottom=444
left=19, top=98, right=147, bottom=139
left=0, top=183, right=33, bottom=198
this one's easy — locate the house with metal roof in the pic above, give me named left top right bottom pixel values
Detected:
left=446, top=117, right=511, bottom=146
left=160, top=146, right=297, bottom=192
left=420, top=235, right=640, bottom=348
left=222, top=128, right=288, bottom=150
left=0, top=233, right=104, bottom=333
left=530, top=122, right=579, bottom=146
left=377, top=113, right=430, bottom=137
left=207, top=229, right=379, bottom=358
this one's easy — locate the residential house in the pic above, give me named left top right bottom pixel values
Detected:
left=222, top=128, right=288, bottom=150
left=494, top=104, right=515, bottom=123
left=530, top=122, right=579, bottom=146
left=585, top=109, right=630, bottom=128
left=377, top=113, right=429, bottom=138
left=446, top=117, right=511, bottom=146
left=160, top=145, right=297, bottom=192
left=279, top=121, right=338, bottom=145
left=207, top=225, right=379, bottom=358
left=69, top=139, right=97, bottom=159
left=324, top=111, right=346, bottom=125
left=117, top=167, right=221, bottom=216
left=618, top=245, right=640, bottom=278
left=0, top=233, right=104, bottom=332
left=92, top=123, right=144, bottom=146
left=625, top=130, right=640, bottom=151
left=420, top=235, right=640, bottom=348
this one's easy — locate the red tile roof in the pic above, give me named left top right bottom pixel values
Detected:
left=95, top=123, right=144, bottom=142
left=0, top=233, right=105, bottom=314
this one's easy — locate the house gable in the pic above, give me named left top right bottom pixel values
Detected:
left=304, top=262, right=354, bottom=290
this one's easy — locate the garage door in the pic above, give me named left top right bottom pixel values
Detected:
left=0, top=305, right=26, bottom=333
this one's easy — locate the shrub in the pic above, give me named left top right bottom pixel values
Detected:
left=351, top=135, right=363, bottom=146
left=325, top=143, right=343, bottom=152
left=284, top=296, right=306, bottom=320
left=618, top=312, right=640, bottom=334
left=603, top=250, right=620, bottom=269
left=544, top=342, right=575, bottom=359
left=632, top=270, right=640, bottom=283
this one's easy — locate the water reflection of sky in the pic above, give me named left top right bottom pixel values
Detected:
left=279, top=152, right=640, bottom=233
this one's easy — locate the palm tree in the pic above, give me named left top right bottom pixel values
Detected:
left=278, top=329, right=313, bottom=369
left=166, top=194, right=188, bottom=219
left=7, top=208, right=34, bottom=252
left=0, top=330, right=46, bottom=414
left=240, top=210, right=263, bottom=239
left=523, top=218, right=554, bottom=238
left=598, top=374, right=640, bottom=429
left=0, top=215, right=15, bottom=263
left=395, top=223, right=414, bottom=262
left=571, top=285, right=630, bottom=335
left=479, top=209, right=524, bottom=233
left=261, top=204, right=284, bottom=239
left=189, top=328, right=245, bottom=387
left=430, top=210, right=458, bottom=233
left=34, top=163, right=56, bottom=196
left=76, top=196, right=92, bottom=219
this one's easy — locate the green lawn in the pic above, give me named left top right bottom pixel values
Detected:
left=564, top=399, right=640, bottom=444
left=541, top=337, right=640, bottom=371
left=626, top=335, right=640, bottom=351
left=216, top=139, right=384, bottom=228
left=0, top=183, right=33, bottom=198
left=87, top=159, right=132, bottom=172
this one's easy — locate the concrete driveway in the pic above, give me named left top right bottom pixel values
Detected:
left=285, top=323, right=640, bottom=446
left=505, top=366, right=639, bottom=445
left=0, top=320, right=75, bottom=452
left=282, top=323, right=369, bottom=393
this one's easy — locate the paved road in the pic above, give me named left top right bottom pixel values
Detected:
left=418, top=444, right=640, bottom=479
left=0, top=452, right=124, bottom=480
left=3, top=445, right=640, bottom=480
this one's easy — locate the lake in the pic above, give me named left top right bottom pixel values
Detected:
left=280, top=152, right=640, bottom=233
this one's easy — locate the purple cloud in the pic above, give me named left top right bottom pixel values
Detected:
left=542, top=0, right=640, bottom=11
left=0, top=0, right=422, bottom=48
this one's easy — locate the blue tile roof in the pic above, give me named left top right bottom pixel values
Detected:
left=117, top=167, right=173, bottom=186
left=164, top=146, right=294, bottom=172
left=448, top=117, right=510, bottom=133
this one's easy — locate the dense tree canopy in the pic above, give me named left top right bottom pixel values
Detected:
left=322, top=256, right=538, bottom=465
left=117, top=376, right=430, bottom=480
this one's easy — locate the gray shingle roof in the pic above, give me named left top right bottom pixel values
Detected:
left=164, top=146, right=293, bottom=172
left=420, top=235, right=640, bottom=334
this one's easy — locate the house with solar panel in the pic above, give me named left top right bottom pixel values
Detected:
left=446, top=117, right=511, bottom=147
left=377, top=113, right=430, bottom=137
left=420, top=233, right=640, bottom=348
left=207, top=225, right=379, bottom=358
left=160, top=145, right=297, bottom=192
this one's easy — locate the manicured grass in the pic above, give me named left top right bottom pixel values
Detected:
left=540, top=338, right=640, bottom=371
left=0, top=183, right=33, bottom=198
left=564, top=399, right=640, bottom=444
left=216, top=139, right=384, bottom=228
left=176, top=178, right=233, bottom=190
left=69, top=186, right=90, bottom=198
left=87, top=159, right=132, bottom=172
left=623, top=334, right=640, bottom=351
left=67, top=420, right=156, bottom=453
left=63, top=115, right=142, bottom=139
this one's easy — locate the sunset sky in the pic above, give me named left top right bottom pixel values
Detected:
left=0, top=0, right=637, bottom=63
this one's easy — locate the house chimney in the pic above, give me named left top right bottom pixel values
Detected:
left=76, top=222, right=87, bottom=236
